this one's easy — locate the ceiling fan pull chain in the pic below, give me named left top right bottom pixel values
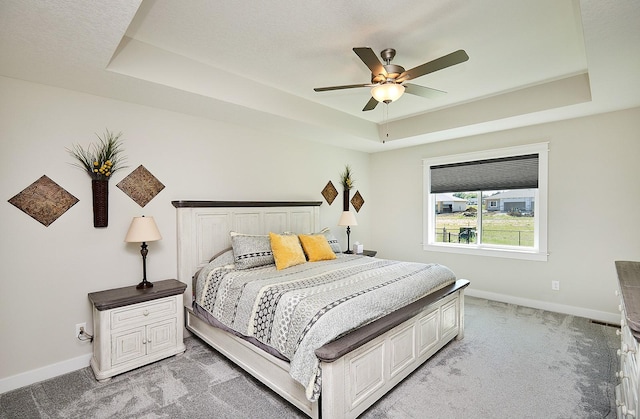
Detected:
left=383, top=104, right=389, bottom=143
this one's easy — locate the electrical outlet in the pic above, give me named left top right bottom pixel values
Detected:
left=75, top=322, right=86, bottom=339
left=551, top=280, right=560, bottom=291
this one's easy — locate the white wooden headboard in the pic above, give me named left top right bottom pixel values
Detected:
left=172, top=201, right=322, bottom=306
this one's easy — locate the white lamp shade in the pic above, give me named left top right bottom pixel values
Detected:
left=338, top=211, right=358, bottom=227
left=124, top=216, right=162, bottom=243
left=371, top=83, right=405, bottom=103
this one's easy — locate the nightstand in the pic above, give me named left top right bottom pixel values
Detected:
left=88, top=279, right=187, bottom=381
left=345, top=250, right=378, bottom=257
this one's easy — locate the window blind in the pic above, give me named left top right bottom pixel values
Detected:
left=430, top=154, right=539, bottom=193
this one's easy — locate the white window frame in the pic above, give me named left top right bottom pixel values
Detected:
left=423, top=142, right=548, bottom=261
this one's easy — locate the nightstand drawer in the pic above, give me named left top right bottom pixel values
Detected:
left=110, top=298, right=176, bottom=330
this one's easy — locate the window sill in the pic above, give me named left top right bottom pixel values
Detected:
left=423, top=243, right=548, bottom=261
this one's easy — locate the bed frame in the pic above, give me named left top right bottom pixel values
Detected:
left=173, top=200, right=469, bottom=419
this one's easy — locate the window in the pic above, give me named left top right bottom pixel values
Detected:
left=423, top=143, right=548, bottom=261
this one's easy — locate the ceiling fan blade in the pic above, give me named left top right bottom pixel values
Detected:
left=397, top=49, right=469, bottom=82
left=353, top=47, right=387, bottom=77
left=404, top=83, right=447, bottom=99
left=363, top=97, right=379, bottom=111
left=314, top=83, right=370, bottom=92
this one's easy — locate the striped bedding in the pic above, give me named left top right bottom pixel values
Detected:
left=194, top=251, right=456, bottom=401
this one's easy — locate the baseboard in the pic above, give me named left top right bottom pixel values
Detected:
left=0, top=353, right=92, bottom=395
left=466, top=289, right=620, bottom=326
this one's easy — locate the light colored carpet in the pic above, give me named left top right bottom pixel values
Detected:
left=0, top=297, right=618, bottom=418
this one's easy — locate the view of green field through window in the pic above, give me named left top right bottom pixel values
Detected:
left=434, top=189, right=535, bottom=247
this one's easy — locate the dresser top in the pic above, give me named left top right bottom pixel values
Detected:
left=88, top=279, right=186, bottom=311
left=616, top=261, right=640, bottom=338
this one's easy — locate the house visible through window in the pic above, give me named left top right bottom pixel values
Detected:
left=423, top=143, right=548, bottom=261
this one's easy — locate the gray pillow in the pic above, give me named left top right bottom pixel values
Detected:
left=230, top=232, right=275, bottom=269
left=193, top=248, right=235, bottom=300
left=320, top=227, right=342, bottom=254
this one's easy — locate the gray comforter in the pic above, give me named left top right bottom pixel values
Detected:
left=195, top=251, right=455, bottom=401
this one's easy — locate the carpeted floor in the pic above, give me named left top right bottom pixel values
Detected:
left=0, top=297, right=619, bottom=419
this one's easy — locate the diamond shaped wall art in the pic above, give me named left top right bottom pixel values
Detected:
left=8, top=175, right=79, bottom=226
left=351, top=190, right=365, bottom=212
left=116, top=165, right=165, bottom=207
left=321, top=181, right=338, bottom=205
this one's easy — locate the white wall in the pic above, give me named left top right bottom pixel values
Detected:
left=0, top=76, right=371, bottom=389
left=370, top=107, right=640, bottom=321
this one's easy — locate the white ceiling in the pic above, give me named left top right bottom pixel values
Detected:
left=1, top=0, right=638, bottom=152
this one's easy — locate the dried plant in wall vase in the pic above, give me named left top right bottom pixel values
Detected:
left=67, top=129, right=127, bottom=227
left=340, top=165, right=354, bottom=211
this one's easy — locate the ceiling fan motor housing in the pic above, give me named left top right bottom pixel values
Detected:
left=371, top=48, right=405, bottom=84
left=372, top=64, right=405, bottom=84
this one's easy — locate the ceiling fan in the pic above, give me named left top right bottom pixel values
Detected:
left=314, top=47, right=469, bottom=111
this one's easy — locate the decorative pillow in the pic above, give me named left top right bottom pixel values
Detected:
left=194, top=249, right=235, bottom=301
left=269, top=232, right=306, bottom=270
left=298, top=234, right=337, bottom=262
left=193, top=247, right=234, bottom=294
left=320, top=227, right=342, bottom=254
left=209, top=246, right=233, bottom=262
left=230, top=232, right=274, bottom=270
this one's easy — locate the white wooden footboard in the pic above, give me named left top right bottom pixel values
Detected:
left=320, top=290, right=463, bottom=419
left=186, top=285, right=466, bottom=419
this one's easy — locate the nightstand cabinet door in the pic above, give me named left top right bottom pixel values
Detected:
left=110, top=319, right=177, bottom=366
left=112, top=326, right=146, bottom=366
left=147, top=319, right=177, bottom=354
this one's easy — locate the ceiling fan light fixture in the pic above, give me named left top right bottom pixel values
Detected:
left=371, top=83, right=405, bottom=103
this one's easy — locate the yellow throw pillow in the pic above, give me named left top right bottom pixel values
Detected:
left=298, top=234, right=337, bottom=262
left=269, top=232, right=307, bottom=270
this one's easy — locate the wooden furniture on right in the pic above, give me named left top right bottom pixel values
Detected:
left=615, top=261, right=640, bottom=418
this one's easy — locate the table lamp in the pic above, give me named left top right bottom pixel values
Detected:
left=125, top=215, right=162, bottom=289
left=338, top=211, right=358, bottom=254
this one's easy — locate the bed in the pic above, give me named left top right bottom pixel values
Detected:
left=173, top=200, right=469, bottom=419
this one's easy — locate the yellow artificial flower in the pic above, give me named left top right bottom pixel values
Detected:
left=67, top=129, right=127, bottom=181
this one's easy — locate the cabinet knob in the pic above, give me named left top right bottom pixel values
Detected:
left=142, top=340, right=146, bottom=345
left=616, top=370, right=626, bottom=379
left=617, top=329, right=622, bottom=336
left=622, top=343, right=637, bottom=354
left=143, top=310, right=149, bottom=316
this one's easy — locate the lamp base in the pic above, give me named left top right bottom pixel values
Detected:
left=136, top=280, right=154, bottom=290
left=344, top=250, right=353, bottom=254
